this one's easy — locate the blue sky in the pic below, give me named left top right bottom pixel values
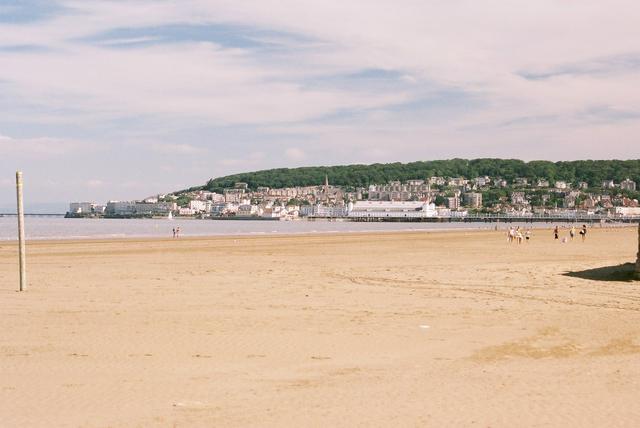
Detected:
left=1, top=0, right=639, bottom=210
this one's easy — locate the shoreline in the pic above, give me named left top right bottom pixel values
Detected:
left=0, top=223, right=637, bottom=245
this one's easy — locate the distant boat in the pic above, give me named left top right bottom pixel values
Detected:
left=167, top=211, right=173, bottom=220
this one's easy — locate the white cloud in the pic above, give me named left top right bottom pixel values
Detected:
left=150, top=143, right=204, bottom=155
left=0, top=133, right=89, bottom=156
left=284, top=147, right=306, bottom=161
left=1, top=0, right=639, bottom=204
left=85, top=179, right=105, bottom=188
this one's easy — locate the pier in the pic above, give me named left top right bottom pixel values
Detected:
left=340, top=213, right=640, bottom=223
left=0, top=213, right=65, bottom=218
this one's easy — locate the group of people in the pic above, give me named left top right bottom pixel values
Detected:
left=507, top=226, right=531, bottom=244
left=172, top=227, right=181, bottom=238
left=507, top=224, right=589, bottom=244
left=554, top=224, right=587, bottom=242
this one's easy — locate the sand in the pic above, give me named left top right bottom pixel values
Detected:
left=1, top=227, right=639, bottom=427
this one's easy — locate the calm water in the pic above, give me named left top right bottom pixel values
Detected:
left=0, top=216, right=551, bottom=241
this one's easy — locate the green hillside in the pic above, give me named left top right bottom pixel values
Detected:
left=190, top=159, right=640, bottom=193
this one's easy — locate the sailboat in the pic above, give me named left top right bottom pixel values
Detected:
left=167, top=211, right=173, bottom=220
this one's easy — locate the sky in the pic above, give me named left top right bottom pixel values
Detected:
left=1, top=0, right=640, bottom=211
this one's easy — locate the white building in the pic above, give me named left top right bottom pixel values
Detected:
left=428, top=176, right=446, bottom=186
left=474, top=176, right=491, bottom=187
left=299, top=204, right=348, bottom=218
left=134, top=202, right=176, bottom=215
left=106, top=201, right=136, bottom=216
left=511, top=192, right=527, bottom=205
left=614, top=207, right=640, bottom=217
left=189, top=200, right=212, bottom=213
left=69, top=202, right=96, bottom=214
left=105, top=201, right=175, bottom=216
left=621, top=179, right=637, bottom=191
left=347, top=201, right=437, bottom=219
left=237, top=204, right=259, bottom=217
left=178, top=207, right=195, bottom=216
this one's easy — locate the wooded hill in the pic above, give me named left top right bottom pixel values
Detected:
left=189, top=159, right=640, bottom=193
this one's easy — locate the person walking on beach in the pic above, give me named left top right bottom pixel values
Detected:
left=176, top=226, right=181, bottom=238
left=525, top=229, right=531, bottom=242
left=554, top=226, right=559, bottom=240
left=580, top=224, right=587, bottom=241
left=172, top=228, right=176, bottom=238
left=569, top=226, right=575, bottom=241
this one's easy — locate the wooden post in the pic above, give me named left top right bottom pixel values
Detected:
left=16, top=171, right=26, bottom=291
left=636, top=222, right=640, bottom=280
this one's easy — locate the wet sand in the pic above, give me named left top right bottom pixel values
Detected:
left=1, top=227, right=639, bottom=427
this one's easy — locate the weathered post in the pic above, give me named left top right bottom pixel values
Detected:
left=636, top=222, right=640, bottom=280
left=16, top=171, right=26, bottom=291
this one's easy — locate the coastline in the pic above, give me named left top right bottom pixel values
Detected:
left=0, top=216, right=636, bottom=243
left=0, top=224, right=637, bottom=245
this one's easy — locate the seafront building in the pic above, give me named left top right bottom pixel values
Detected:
left=103, top=201, right=177, bottom=217
left=68, top=202, right=105, bottom=215
left=347, top=201, right=439, bottom=219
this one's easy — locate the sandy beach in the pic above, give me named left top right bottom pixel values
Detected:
left=1, top=227, right=639, bottom=427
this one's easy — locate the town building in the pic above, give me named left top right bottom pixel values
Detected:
left=554, top=181, right=568, bottom=190
left=446, top=196, right=460, bottom=210
left=513, top=178, right=528, bottom=187
left=621, top=178, right=637, bottom=191
left=510, top=192, right=527, bottom=205
left=463, top=192, right=482, bottom=208
left=189, top=200, right=212, bottom=213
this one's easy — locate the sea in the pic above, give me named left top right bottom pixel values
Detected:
left=0, top=216, right=593, bottom=241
